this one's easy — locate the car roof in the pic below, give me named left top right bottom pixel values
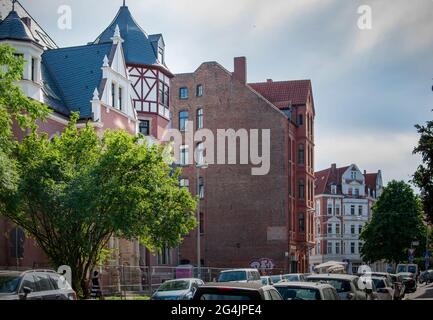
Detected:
left=274, top=281, right=333, bottom=289
left=200, top=282, right=268, bottom=290
left=163, top=278, right=202, bottom=282
left=220, top=269, right=258, bottom=273
left=307, top=274, right=358, bottom=280
left=0, top=269, right=57, bottom=277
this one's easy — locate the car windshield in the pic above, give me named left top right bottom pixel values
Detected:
left=285, top=275, right=299, bottom=282
left=372, top=278, right=385, bottom=289
left=218, top=271, right=246, bottom=282
left=200, top=294, right=252, bottom=300
left=158, top=280, right=189, bottom=292
left=309, top=278, right=351, bottom=293
left=0, top=275, right=20, bottom=294
left=408, top=266, right=417, bottom=274
left=276, top=287, right=320, bottom=300
left=270, top=276, right=282, bottom=283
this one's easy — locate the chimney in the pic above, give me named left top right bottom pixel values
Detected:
left=331, top=163, right=337, bottom=174
left=21, top=17, right=31, bottom=29
left=233, top=57, right=247, bottom=84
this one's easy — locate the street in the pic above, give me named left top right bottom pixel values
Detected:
left=405, top=283, right=433, bottom=300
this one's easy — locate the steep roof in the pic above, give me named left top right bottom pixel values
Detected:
left=315, top=165, right=350, bottom=195
left=0, top=1, right=57, bottom=49
left=0, top=10, right=35, bottom=43
left=93, top=5, right=164, bottom=68
left=364, top=173, right=378, bottom=194
left=42, top=43, right=113, bottom=119
left=248, top=80, right=311, bottom=107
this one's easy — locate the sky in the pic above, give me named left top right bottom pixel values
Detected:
left=6, top=0, right=433, bottom=185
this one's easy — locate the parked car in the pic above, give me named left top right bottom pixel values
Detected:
left=217, top=269, right=261, bottom=284
left=0, top=270, right=76, bottom=300
left=396, top=264, right=419, bottom=278
left=389, top=274, right=405, bottom=300
left=306, top=274, right=376, bottom=300
left=371, top=276, right=394, bottom=300
left=192, top=282, right=283, bottom=300
left=419, top=270, right=433, bottom=284
left=151, top=278, right=204, bottom=300
left=398, top=272, right=417, bottom=293
left=269, top=274, right=284, bottom=284
left=274, top=281, right=340, bottom=300
left=260, top=276, right=273, bottom=286
left=282, top=273, right=306, bottom=282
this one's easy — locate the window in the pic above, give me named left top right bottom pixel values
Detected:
left=31, top=57, right=36, bottom=82
left=111, top=83, right=116, bottom=107
left=317, top=241, right=321, bottom=255
left=298, top=144, right=305, bottom=165
left=298, top=180, right=305, bottom=199
left=327, top=224, right=332, bottom=234
left=298, top=114, right=304, bottom=126
left=354, top=188, right=359, bottom=197
left=316, top=223, right=321, bottom=235
left=139, top=120, right=150, bottom=136
left=331, top=185, right=337, bottom=194
left=327, top=242, right=333, bottom=254
left=358, top=225, right=362, bottom=234
left=351, top=171, right=357, bottom=180
left=196, top=84, right=203, bottom=97
left=299, top=213, right=305, bottom=233
left=350, top=242, right=356, bottom=254
left=197, top=108, right=204, bottom=129
left=34, top=274, right=53, bottom=291
left=351, top=225, right=355, bottom=235
left=199, top=212, right=204, bottom=234
left=358, top=205, right=363, bottom=216
left=336, top=224, right=340, bottom=235
left=179, top=179, right=190, bottom=189
left=157, top=247, right=170, bottom=265
left=198, top=177, right=204, bottom=199
left=158, top=47, right=164, bottom=64
left=335, top=242, right=341, bottom=254
left=335, top=204, right=341, bottom=216
left=350, top=205, right=355, bottom=216
left=327, top=205, right=333, bottom=216
left=196, top=142, right=205, bottom=165
left=20, top=274, right=36, bottom=293
left=179, top=111, right=189, bottom=131
left=180, top=145, right=189, bottom=166
left=118, top=87, right=123, bottom=110
left=159, top=81, right=170, bottom=107
left=179, top=87, right=189, bottom=99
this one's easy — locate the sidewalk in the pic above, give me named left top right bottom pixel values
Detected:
left=405, top=283, right=433, bottom=300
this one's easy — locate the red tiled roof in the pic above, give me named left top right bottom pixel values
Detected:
left=364, top=173, right=378, bottom=193
left=315, top=166, right=350, bottom=195
left=248, top=80, right=311, bottom=106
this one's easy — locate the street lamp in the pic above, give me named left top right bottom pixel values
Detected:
left=196, top=161, right=208, bottom=279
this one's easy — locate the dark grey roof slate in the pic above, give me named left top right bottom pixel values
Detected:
left=42, top=43, right=113, bottom=119
left=0, top=10, right=35, bottom=42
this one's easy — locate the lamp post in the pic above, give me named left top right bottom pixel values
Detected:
left=196, top=161, right=208, bottom=279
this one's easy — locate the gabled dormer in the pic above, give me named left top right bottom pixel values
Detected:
left=341, top=164, right=365, bottom=197
left=0, top=9, right=44, bottom=102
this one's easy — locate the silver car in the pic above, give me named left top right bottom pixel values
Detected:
left=151, top=278, right=204, bottom=300
left=274, top=281, right=340, bottom=300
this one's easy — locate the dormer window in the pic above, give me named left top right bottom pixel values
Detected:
left=331, top=185, right=337, bottom=195
left=351, top=171, right=357, bottom=180
left=158, top=47, right=164, bottom=64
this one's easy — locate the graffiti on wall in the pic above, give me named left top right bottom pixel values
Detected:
left=250, top=258, right=275, bottom=270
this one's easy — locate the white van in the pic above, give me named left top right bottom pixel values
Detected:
left=396, top=264, right=418, bottom=275
left=217, top=269, right=261, bottom=284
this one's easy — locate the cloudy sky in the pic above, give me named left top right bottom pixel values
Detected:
left=9, top=0, right=433, bottom=184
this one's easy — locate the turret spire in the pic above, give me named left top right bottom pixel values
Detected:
left=12, top=0, right=16, bottom=11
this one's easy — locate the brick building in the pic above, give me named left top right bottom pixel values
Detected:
left=171, top=57, right=316, bottom=273
left=309, top=163, right=383, bottom=274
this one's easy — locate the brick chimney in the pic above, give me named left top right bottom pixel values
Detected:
left=331, top=163, right=337, bottom=173
left=21, top=17, right=31, bottom=29
left=233, top=57, right=247, bottom=84
left=267, top=79, right=273, bottom=83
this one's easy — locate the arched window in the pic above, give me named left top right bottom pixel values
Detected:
left=298, top=144, right=305, bottom=165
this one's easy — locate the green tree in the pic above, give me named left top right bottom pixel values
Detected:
left=0, top=44, right=48, bottom=213
left=413, top=112, right=433, bottom=223
left=360, top=180, right=426, bottom=264
left=2, top=114, right=197, bottom=298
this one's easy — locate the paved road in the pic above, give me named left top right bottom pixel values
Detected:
left=405, top=282, right=433, bottom=300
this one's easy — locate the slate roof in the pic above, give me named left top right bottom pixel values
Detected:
left=42, top=43, right=113, bottom=119
left=249, top=80, right=311, bottom=107
left=0, top=10, right=35, bottom=43
left=93, top=5, right=164, bottom=68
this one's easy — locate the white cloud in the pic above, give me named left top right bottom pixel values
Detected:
left=315, top=130, right=421, bottom=184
